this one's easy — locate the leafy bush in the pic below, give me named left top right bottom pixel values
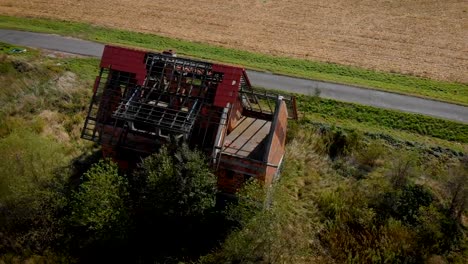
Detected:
left=316, top=126, right=361, bottom=159
left=70, top=160, right=129, bottom=243
left=388, top=150, right=419, bottom=189
left=445, top=164, right=468, bottom=222
left=202, top=180, right=274, bottom=264
left=375, top=184, right=434, bottom=225
left=128, top=143, right=219, bottom=261
left=133, top=143, right=217, bottom=218
left=355, top=140, right=387, bottom=169
left=415, top=205, right=460, bottom=257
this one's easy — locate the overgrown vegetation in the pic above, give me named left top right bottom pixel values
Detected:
left=203, top=128, right=468, bottom=263
left=0, top=140, right=222, bottom=262
left=1, top=15, right=467, bottom=105
left=0, top=42, right=97, bottom=150
left=0, top=43, right=97, bottom=261
left=0, top=45, right=467, bottom=263
left=69, top=160, right=130, bottom=247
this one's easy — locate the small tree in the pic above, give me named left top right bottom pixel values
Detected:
left=70, top=160, right=129, bottom=244
left=131, top=143, right=218, bottom=260
left=389, top=150, right=418, bottom=189
left=316, top=126, right=361, bottom=160
left=446, top=163, right=468, bottom=222
left=134, top=143, right=217, bottom=218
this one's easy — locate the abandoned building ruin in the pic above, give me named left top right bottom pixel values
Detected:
left=81, top=45, right=297, bottom=195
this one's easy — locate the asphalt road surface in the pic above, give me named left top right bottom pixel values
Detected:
left=1, top=29, right=467, bottom=123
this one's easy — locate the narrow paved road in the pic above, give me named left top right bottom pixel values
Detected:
left=1, top=29, right=467, bottom=123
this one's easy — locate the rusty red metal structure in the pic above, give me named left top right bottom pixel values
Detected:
left=81, top=45, right=297, bottom=194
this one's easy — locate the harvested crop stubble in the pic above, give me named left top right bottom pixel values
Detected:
left=1, top=0, right=467, bottom=82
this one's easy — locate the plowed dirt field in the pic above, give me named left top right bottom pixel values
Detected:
left=1, top=0, right=467, bottom=82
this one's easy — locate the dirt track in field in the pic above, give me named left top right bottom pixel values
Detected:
left=1, top=0, right=467, bottom=82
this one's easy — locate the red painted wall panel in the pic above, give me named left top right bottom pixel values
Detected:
left=212, top=64, right=243, bottom=108
left=100, top=45, right=147, bottom=85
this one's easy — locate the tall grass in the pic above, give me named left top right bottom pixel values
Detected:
left=0, top=42, right=97, bottom=152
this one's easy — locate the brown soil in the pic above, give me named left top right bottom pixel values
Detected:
left=1, top=0, right=467, bottom=82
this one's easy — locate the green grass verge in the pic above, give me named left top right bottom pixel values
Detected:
left=1, top=15, right=467, bottom=105
left=298, top=96, right=468, bottom=144
left=301, top=115, right=466, bottom=154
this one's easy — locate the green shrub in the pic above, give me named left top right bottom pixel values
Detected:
left=316, top=126, right=361, bottom=159
left=374, top=184, right=434, bottom=226
left=225, top=179, right=267, bottom=226
left=134, top=143, right=217, bottom=218
left=445, top=163, right=468, bottom=222
left=317, top=183, right=420, bottom=263
left=129, top=143, right=218, bottom=261
left=332, top=158, right=363, bottom=179
left=388, top=150, right=419, bottom=189
left=416, top=205, right=457, bottom=257
left=355, top=141, right=387, bottom=169
left=70, top=160, right=129, bottom=243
